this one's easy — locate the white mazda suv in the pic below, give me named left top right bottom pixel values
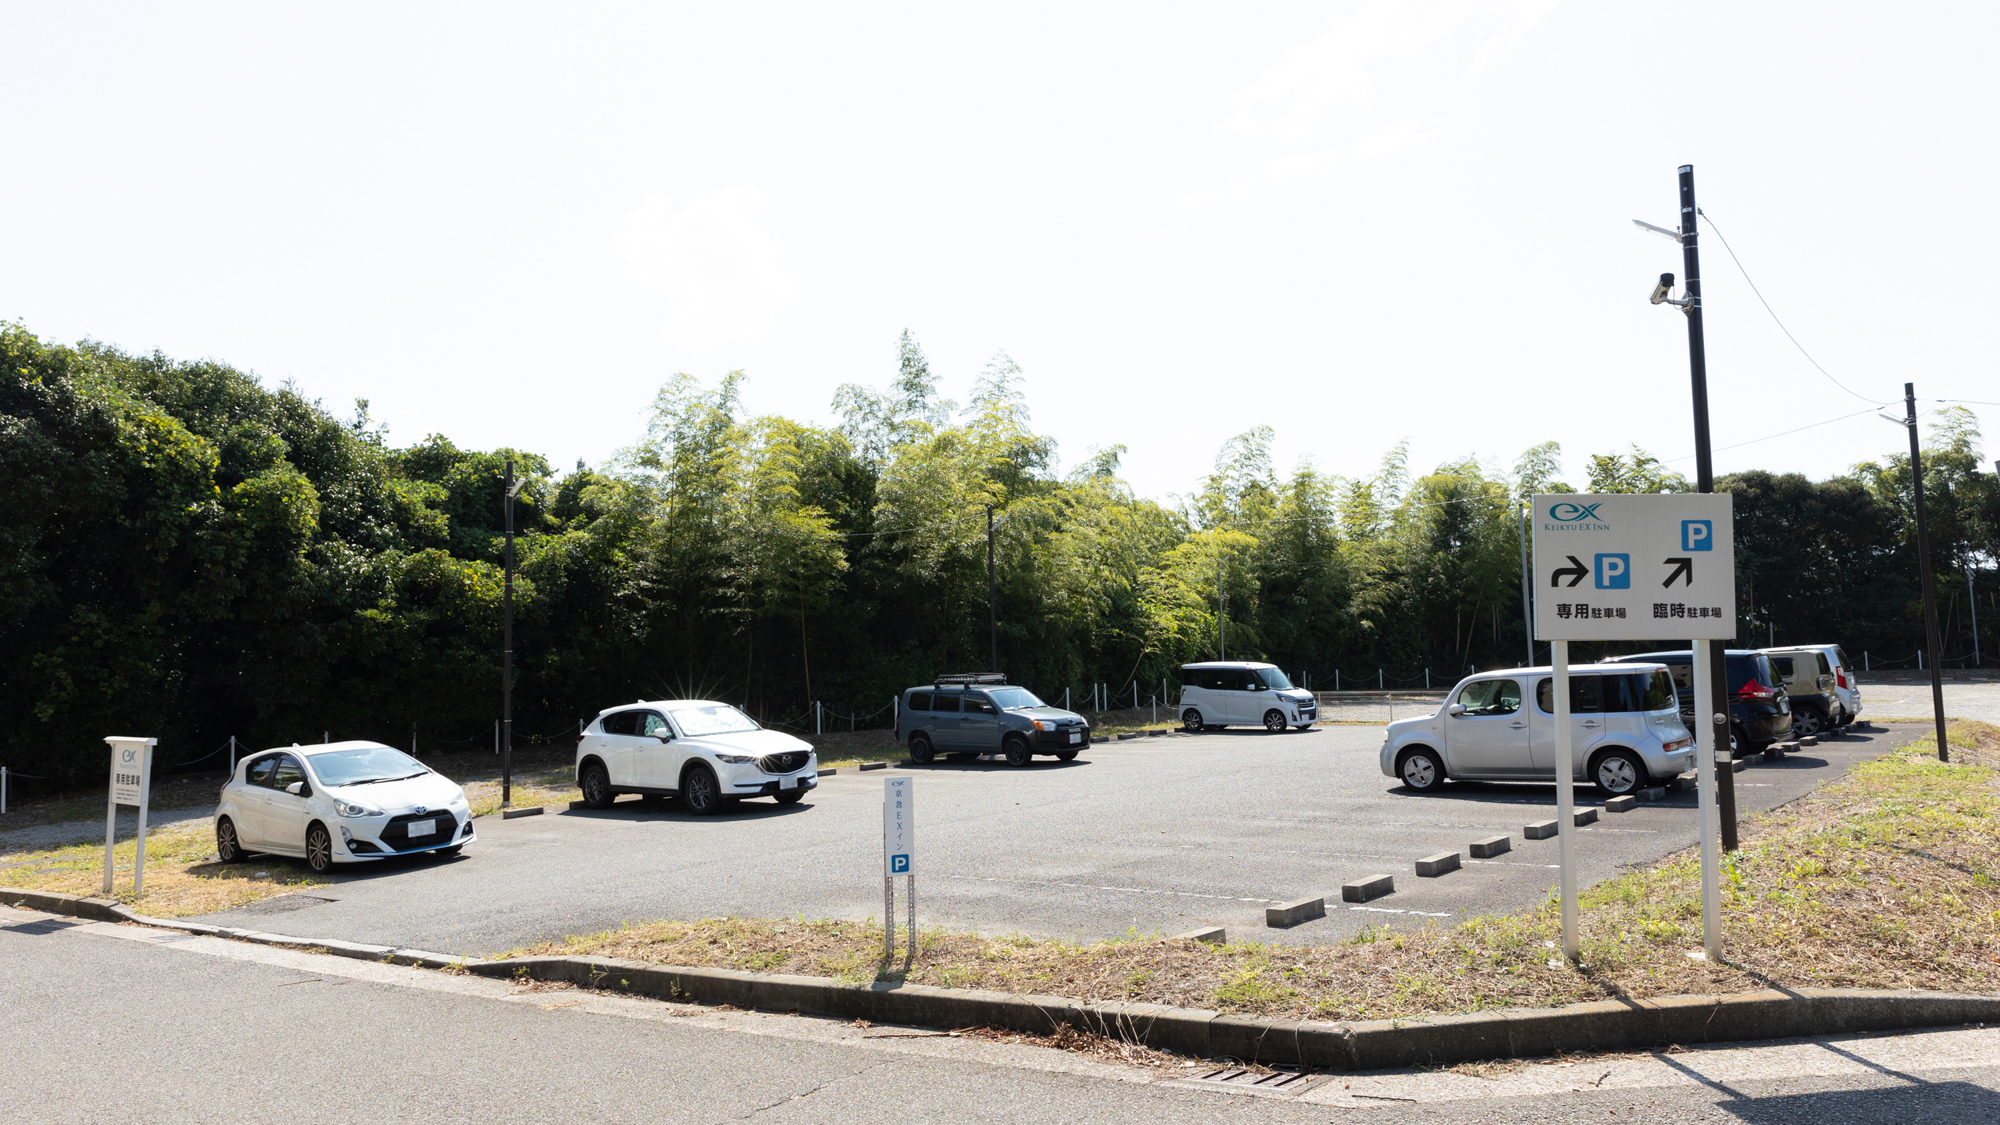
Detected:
left=575, top=699, right=819, bottom=814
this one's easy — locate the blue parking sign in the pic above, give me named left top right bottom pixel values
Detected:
left=1594, top=553, right=1630, bottom=589
left=890, top=854, right=910, bottom=874
left=1682, top=520, right=1713, bottom=551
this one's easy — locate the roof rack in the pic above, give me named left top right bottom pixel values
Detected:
left=934, top=672, right=1007, bottom=687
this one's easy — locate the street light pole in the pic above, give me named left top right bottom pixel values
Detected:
left=1676, top=165, right=1741, bottom=851
left=502, top=459, right=516, bottom=808
left=1899, top=383, right=1951, bottom=761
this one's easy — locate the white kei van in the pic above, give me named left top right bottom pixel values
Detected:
left=1178, top=662, right=1319, bottom=732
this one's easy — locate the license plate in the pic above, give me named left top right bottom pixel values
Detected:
left=1068, top=733, right=1081, bottom=745
left=406, top=818, right=436, bottom=838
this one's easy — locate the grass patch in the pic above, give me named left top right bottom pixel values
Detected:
left=513, top=721, right=2000, bottom=1022
left=0, top=821, right=331, bottom=917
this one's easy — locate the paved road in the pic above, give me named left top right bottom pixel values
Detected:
left=188, top=721, right=1922, bottom=957
left=6, top=903, right=1998, bottom=1124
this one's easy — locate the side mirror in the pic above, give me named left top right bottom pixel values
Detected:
left=655, top=731, right=674, bottom=743
left=1447, top=703, right=1467, bottom=717
left=285, top=781, right=306, bottom=796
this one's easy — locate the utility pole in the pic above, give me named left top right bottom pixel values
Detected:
left=502, top=459, right=518, bottom=808
left=986, top=504, right=998, bottom=672
left=1901, top=383, right=1950, bottom=761
left=1677, top=165, right=1740, bottom=851
left=1518, top=504, right=1534, bottom=666
left=1971, top=565, right=1982, bottom=668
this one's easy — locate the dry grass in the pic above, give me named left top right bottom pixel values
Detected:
left=0, top=820, right=332, bottom=916
left=515, top=721, right=2000, bottom=1023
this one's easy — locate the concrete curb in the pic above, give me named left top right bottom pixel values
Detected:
left=9, top=886, right=1998, bottom=1069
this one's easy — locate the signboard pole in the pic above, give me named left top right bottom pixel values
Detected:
left=103, top=765, right=116, bottom=895
left=1552, top=640, right=1579, bottom=961
left=1692, top=643, right=1723, bottom=958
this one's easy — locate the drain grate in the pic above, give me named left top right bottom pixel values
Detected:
left=1183, top=1066, right=1327, bottom=1095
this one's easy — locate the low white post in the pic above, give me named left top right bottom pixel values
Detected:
left=1378, top=668, right=1384, bottom=690
left=1918, top=649, right=1924, bottom=670
left=1425, top=668, right=1431, bottom=689
left=815, top=701, right=823, bottom=736
left=227, top=735, right=236, bottom=775
left=1336, top=669, right=1341, bottom=691
left=2, top=766, right=7, bottom=814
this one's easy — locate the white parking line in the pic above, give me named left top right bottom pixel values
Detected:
left=937, top=873, right=1276, bottom=904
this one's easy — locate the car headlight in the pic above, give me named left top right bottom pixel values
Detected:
left=714, top=753, right=755, bottom=764
left=334, top=798, right=383, bottom=818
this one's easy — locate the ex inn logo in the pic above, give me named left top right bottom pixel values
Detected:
left=1544, top=502, right=1609, bottom=530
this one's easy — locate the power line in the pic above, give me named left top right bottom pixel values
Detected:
left=1697, top=208, right=1890, bottom=407
left=1661, top=407, right=1882, bottom=465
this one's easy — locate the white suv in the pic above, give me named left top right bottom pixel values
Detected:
left=1179, top=662, right=1319, bottom=732
left=576, top=699, right=819, bottom=814
left=1379, top=664, right=1695, bottom=796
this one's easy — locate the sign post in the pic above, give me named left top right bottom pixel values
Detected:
left=104, top=736, right=156, bottom=897
left=882, top=776, right=915, bottom=963
left=1532, top=494, right=1734, bottom=962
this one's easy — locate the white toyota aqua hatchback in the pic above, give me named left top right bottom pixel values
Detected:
left=214, top=741, right=474, bottom=873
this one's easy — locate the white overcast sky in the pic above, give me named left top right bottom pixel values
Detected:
left=4, top=2, right=1995, bottom=502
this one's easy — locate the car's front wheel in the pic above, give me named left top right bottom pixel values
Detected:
left=1055, top=750, right=1079, bottom=761
left=682, top=765, right=723, bottom=815
left=1263, top=709, right=1286, bottom=732
left=1003, top=735, right=1032, bottom=767
left=216, top=817, right=247, bottom=864
left=433, top=845, right=464, bottom=857
left=580, top=762, right=614, bottom=809
left=1398, top=747, right=1446, bottom=792
left=305, top=823, right=334, bottom=874
left=1591, top=749, right=1647, bottom=796
left=774, top=790, right=805, bottom=805
left=909, top=732, right=935, bottom=765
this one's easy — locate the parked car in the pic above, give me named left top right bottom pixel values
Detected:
left=1379, top=664, right=1695, bottom=796
left=1178, top=662, right=1320, bottom=732
left=1761, top=643, right=1861, bottom=729
left=575, top=699, right=818, bottom=814
left=1606, top=649, right=1793, bottom=753
left=215, top=741, right=474, bottom=874
left=896, top=674, right=1089, bottom=767
left=1758, top=647, right=1843, bottom=736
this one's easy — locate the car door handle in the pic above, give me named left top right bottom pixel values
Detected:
left=1509, top=721, right=1527, bottom=729
left=1581, top=720, right=1600, bottom=728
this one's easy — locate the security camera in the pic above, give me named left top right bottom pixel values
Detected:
left=1649, top=273, right=1676, bottom=305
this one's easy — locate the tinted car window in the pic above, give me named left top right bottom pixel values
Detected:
left=908, top=691, right=933, bottom=712
left=964, top=694, right=997, bottom=715
left=931, top=693, right=962, bottom=714
left=600, top=711, right=637, bottom=736
left=1771, top=656, right=1795, bottom=678
left=1603, top=671, right=1676, bottom=712
left=1817, top=653, right=1832, bottom=676
left=1726, top=655, right=1771, bottom=692
left=1536, top=675, right=1602, bottom=713
left=1456, top=679, right=1521, bottom=716
left=1196, top=670, right=1230, bottom=691
left=246, top=755, right=279, bottom=787
left=271, top=755, right=305, bottom=790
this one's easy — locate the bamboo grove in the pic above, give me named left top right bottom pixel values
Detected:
left=4, top=323, right=1995, bottom=783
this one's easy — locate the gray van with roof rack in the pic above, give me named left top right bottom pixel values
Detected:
left=896, top=673, right=1091, bottom=767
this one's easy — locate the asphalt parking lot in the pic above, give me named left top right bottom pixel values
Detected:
left=187, top=718, right=1925, bottom=957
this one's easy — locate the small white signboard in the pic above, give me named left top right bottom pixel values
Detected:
left=882, top=776, right=913, bottom=876
left=110, top=738, right=151, bottom=807
left=1531, top=493, right=1736, bottom=641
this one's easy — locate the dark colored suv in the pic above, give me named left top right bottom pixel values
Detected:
left=1608, top=650, right=1793, bottom=753
left=896, top=674, right=1091, bottom=767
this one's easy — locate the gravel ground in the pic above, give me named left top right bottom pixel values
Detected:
left=0, top=805, right=215, bottom=856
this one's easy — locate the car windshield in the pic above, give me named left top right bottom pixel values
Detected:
left=670, top=703, right=761, bottom=737
left=1253, top=668, right=1295, bottom=690
left=307, top=746, right=429, bottom=786
left=987, top=687, right=1045, bottom=710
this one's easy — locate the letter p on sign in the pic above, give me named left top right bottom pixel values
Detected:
left=1682, top=520, right=1713, bottom=551
left=1594, top=553, right=1630, bottom=589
